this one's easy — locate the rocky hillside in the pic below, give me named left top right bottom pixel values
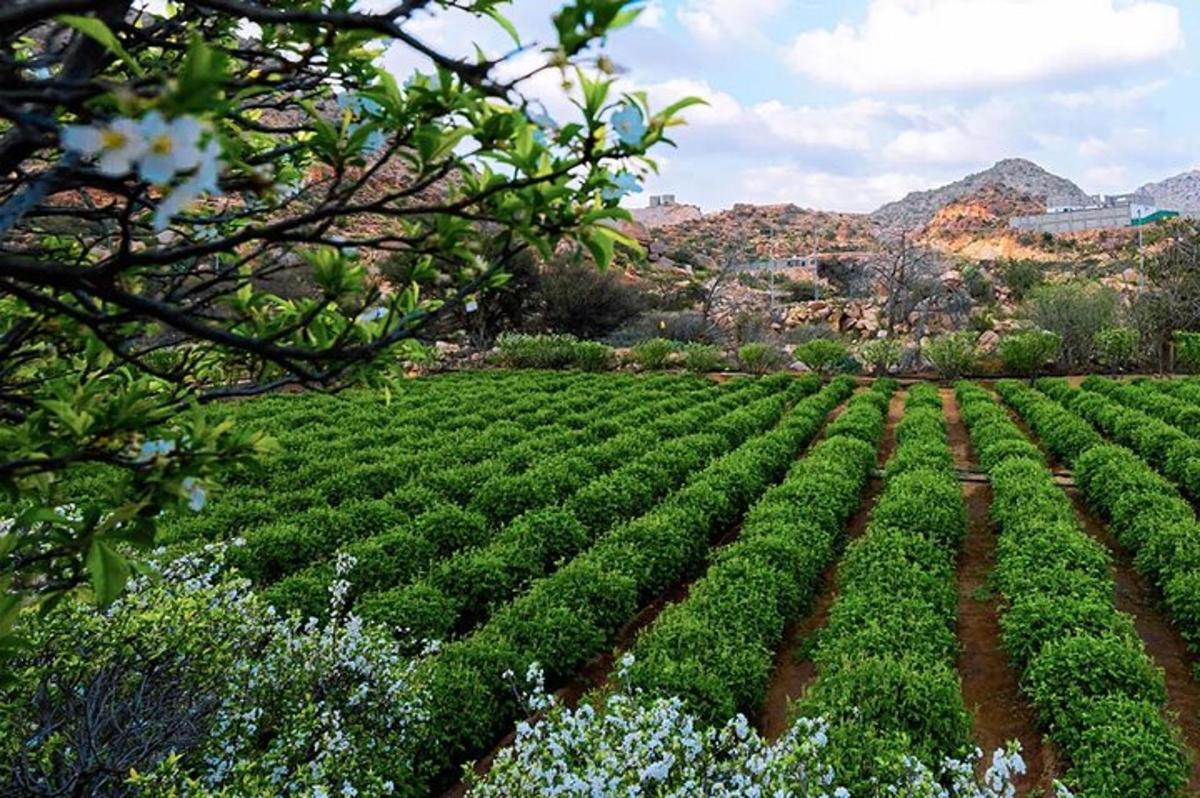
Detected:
left=628, top=202, right=703, bottom=230
left=1139, top=170, right=1200, bottom=213
left=642, top=203, right=875, bottom=271
left=870, top=158, right=1090, bottom=231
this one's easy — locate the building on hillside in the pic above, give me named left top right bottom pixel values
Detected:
left=648, top=194, right=677, bottom=208
left=1012, top=192, right=1170, bottom=234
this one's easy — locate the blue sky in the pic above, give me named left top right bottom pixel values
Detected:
left=390, top=0, right=1198, bottom=213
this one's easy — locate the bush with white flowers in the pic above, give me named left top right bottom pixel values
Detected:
left=469, top=654, right=1044, bottom=798
left=0, top=547, right=431, bottom=798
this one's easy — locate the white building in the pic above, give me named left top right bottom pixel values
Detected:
left=1011, top=192, right=1160, bottom=234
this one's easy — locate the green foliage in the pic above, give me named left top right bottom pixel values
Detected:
left=997, top=259, right=1045, bottom=302
left=1095, top=327, right=1140, bottom=371
left=957, top=380, right=1191, bottom=797
left=1024, top=282, right=1120, bottom=369
left=859, top=337, right=903, bottom=376
left=571, top=341, right=615, bottom=372
left=798, top=385, right=974, bottom=789
left=630, top=337, right=678, bottom=370
left=1175, top=331, right=1200, bottom=373
left=997, top=329, right=1061, bottom=379
left=737, top=342, right=786, bottom=375
left=923, top=332, right=977, bottom=380
left=682, top=343, right=725, bottom=373
left=626, top=379, right=877, bottom=723
left=1, top=0, right=696, bottom=623
left=792, top=338, right=849, bottom=376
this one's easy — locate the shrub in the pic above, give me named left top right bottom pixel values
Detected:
left=859, top=337, right=903, bottom=376
left=494, top=332, right=580, bottom=369
left=1066, top=696, right=1190, bottom=798
left=997, top=259, right=1044, bottom=302
left=1096, top=327, right=1140, bottom=371
left=682, top=342, right=725, bottom=373
left=1175, top=331, right=1200, bottom=373
left=792, top=338, right=848, bottom=376
left=737, top=342, right=785, bottom=375
left=630, top=337, right=678, bottom=370
left=570, top=340, right=614, bottom=371
left=536, top=261, right=648, bottom=339
left=1024, top=281, right=1119, bottom=370
left=923, top=332, right=977, bottom=380
left=1024, top=633, right=1166, bottom=750
left=997, top=330, right=1061, bottom=379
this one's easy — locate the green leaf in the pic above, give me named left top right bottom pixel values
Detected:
left=86, top=540, right=131, bottom=606
left=485, top=8, right=521, bottom=46
left=57, top=15, right=145, bottom=77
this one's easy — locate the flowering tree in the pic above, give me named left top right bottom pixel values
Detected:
left=0, top=0, right=696, bottom=632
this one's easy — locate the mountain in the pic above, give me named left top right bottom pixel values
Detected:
left=1138, top=170, right=1200, bottom=213
left=870, top=158, right=1091, bottom=231
left=641, top=203, right=875, bottom=270
left=628, top=201, right=703, bottom=230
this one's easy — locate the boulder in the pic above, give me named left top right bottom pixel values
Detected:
left=977, top=330, right=1001, bottom=352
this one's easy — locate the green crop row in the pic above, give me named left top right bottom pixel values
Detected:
left=160, top=372, right=703, bottom=544
left=1084, top=377, right=1200, bottom=437
left=958, top=381, right=1189, bottom=798
left=1036, top=378, right=1200, bottom=504
left=218, top=380, right=752, bottom=583
left=349, top=381, right=801, bottom=637
left=1004, top=379, right=1200, bottom=683
left=1076, top=446, right=1200, bottom=659
left=266, top=378, right=807, bottom=624
left=393, top=378, right=857, bottom=796
left=622, top=377, right=887, bottom=724
left=1139, top=376, right=1200, bottom=410
left=995, top=379, right=1102, bottom=464
left=798, top=382, right=971, bottom=792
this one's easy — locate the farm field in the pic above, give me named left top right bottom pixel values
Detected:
left=10, top=369, right=1200, bottom=797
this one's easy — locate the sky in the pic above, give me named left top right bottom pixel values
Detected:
left=385, top=0, right=1199, bottom=213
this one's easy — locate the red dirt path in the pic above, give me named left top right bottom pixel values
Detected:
left=1065, top=489, right=1200, bottom=793
left=943, top=389, right=1054, bottom=793
left=757, top=388, right=907, bottom=738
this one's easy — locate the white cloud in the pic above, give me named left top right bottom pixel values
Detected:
left=736, top=165, right=937, bottom=212
left=786, top=0, right=1183, bottom=92
left=749, top=98, right=889, bottom=150
left=881, top=99, right=1024, bottom=164
left=1050, top=80, right=1169, bottom=110
left=635, top=1, right=666, bottom=29
left=677, top=0, right=784, bottom=45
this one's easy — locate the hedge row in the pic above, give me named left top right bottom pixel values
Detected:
left=224, top=379, right=764, bottom=585
left=1011, top=380, right=1200, bottom=675
left=1143, top=376, right=1200, bottom=411
left=1038, top=378, right=1200, bottom=504
left=623, top=378, right=891, bottom=725
left=396, top=377, right=859, bottom=796
left=1076, top=446, right=1200, bottom=659
left=161, top=372, right=709, bottom=543
left=353, top=378, right=830, bottom=640
left=798, top=382, right=971, bottom=792
left=995, top=378, right=1101, bottom=464
left=257, top=380, right=795, bottom=618
left=958, top=381, right=1189, bottom=798
left=1084, top=377, right=1200, bottom=437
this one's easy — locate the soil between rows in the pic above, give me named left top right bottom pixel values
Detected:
left=757, top=388, right=907, bottom=738
left=1064, top=489, right=1200, bottom=794
left=942, top=389, right=1053, bottom=794
left=441, top=390, right=861, bottom=797
left=992, top=382, right=1200, bottom=793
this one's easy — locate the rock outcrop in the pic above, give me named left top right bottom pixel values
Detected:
left=870, top=158, right=1091, bottom=231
